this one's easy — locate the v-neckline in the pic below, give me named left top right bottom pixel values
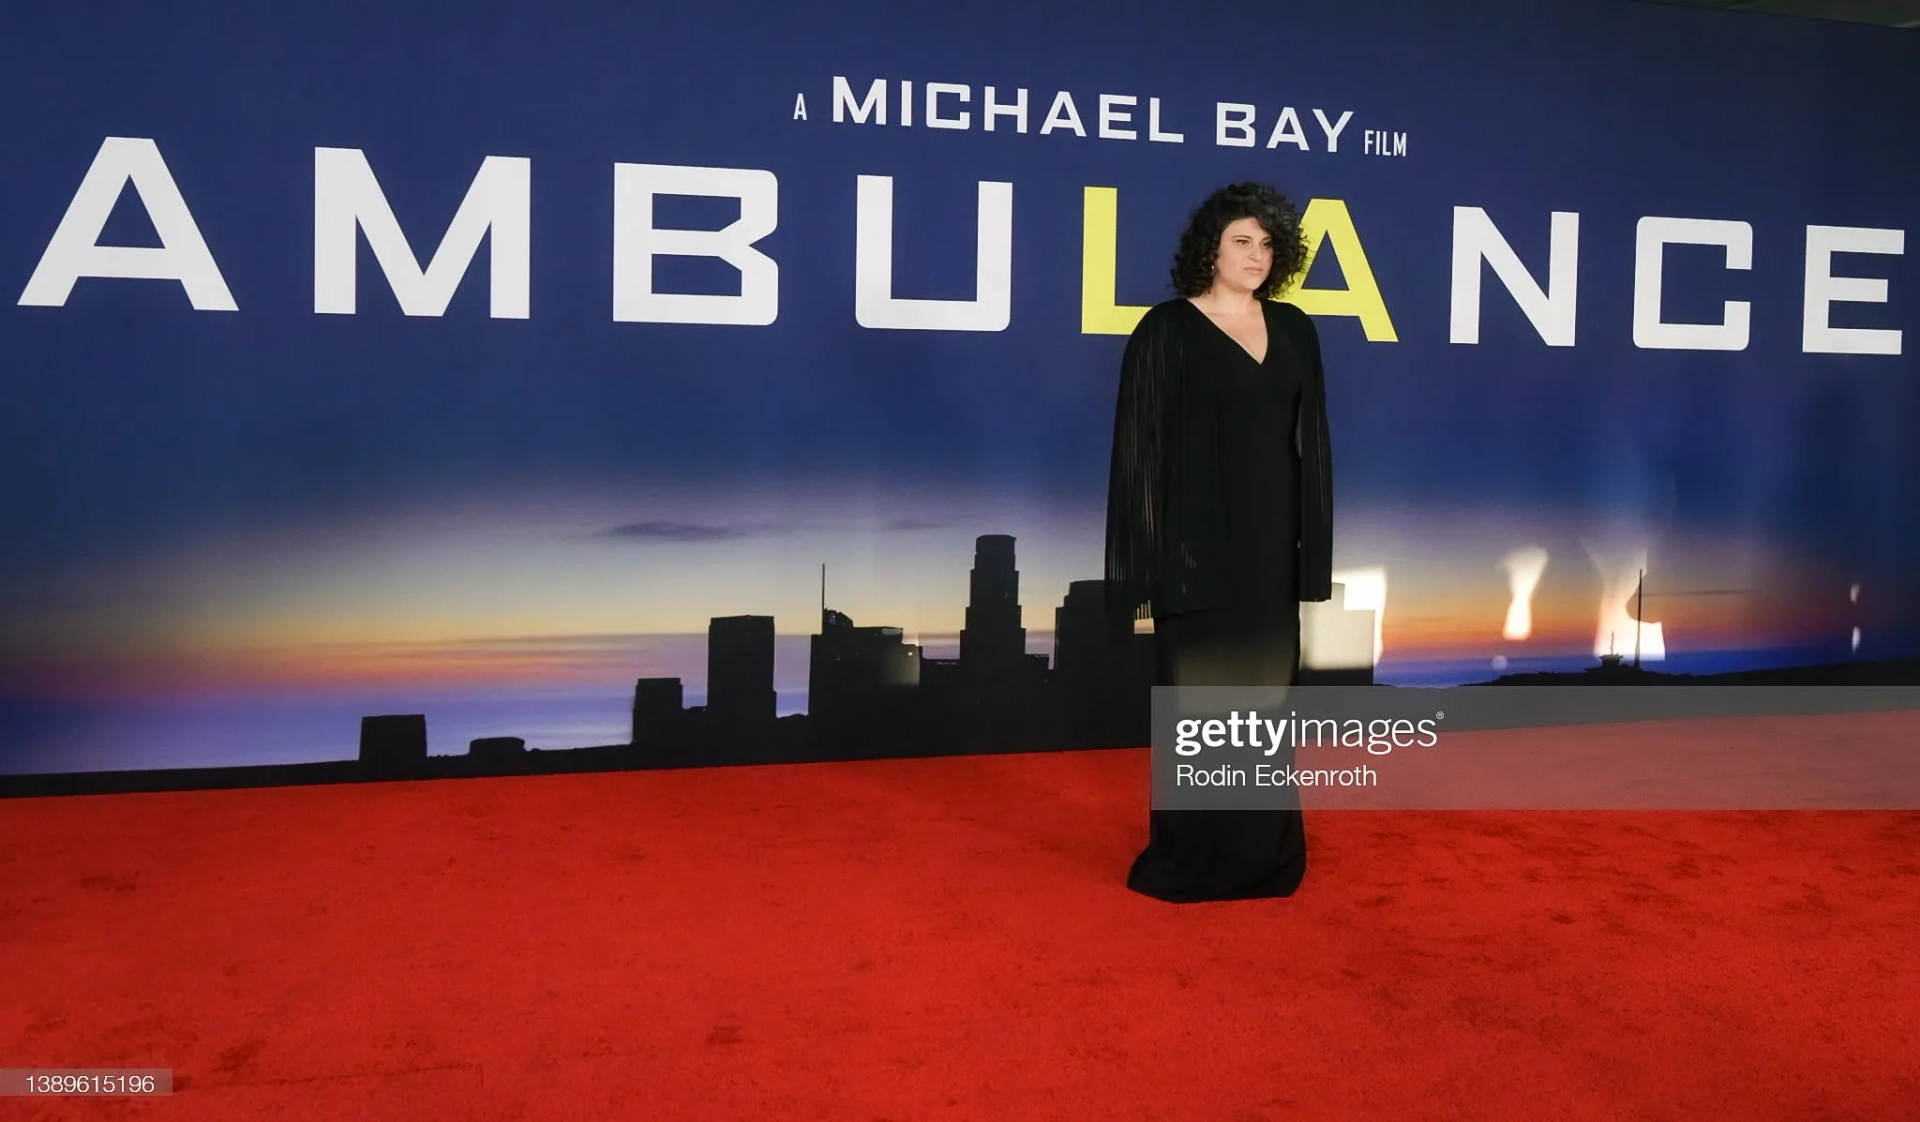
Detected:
left=1184, top=298, right=1270, bottom=365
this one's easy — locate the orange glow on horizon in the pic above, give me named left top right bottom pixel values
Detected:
left=9, top=597, right=1839, bottom=703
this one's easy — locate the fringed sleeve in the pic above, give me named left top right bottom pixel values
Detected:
left=1288, top=304, right=1335, bottom=602
left=1104, top=308, right=1169, bottom=622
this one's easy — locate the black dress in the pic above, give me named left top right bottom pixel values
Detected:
left=1104, top=296, right=1333, bottom=903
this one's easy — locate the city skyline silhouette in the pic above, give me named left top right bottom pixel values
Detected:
left=8, top=528, right=1918, bottom=800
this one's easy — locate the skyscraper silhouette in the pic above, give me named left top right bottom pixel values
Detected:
left=359, top=714, right=428, bottom=775
left=708, top=616, right=777, bottom=739
left=631, top=677, right=684, bottom=748
left=1054, top=579, right=1133, bottom=682
left=959, top=534, right=1027, bottom=674
left=1053, top=579, right=1154, bottom=747
left=808, top=608, right=919, bottom=725
left=932, top=535, right=1050, bottom=749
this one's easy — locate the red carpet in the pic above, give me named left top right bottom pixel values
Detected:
left=3, top=746, right=1917, bottom=1120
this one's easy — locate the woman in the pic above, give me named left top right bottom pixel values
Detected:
left=1104, top=181, right=1335, bottom=902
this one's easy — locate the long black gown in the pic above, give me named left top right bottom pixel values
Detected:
left=1107, top=296, right=1328, bottom=903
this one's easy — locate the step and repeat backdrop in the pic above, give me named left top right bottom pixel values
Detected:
left=1, top=0, right=1915, bottom=776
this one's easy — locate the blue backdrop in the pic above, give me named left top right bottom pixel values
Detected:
left=2, top=0, right=1915, bottom=776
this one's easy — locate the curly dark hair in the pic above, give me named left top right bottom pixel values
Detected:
left=1169, top=182, right=1310, bottom=300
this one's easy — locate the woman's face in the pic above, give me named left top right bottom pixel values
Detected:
left=1213, top=216, right=1274, bottom=295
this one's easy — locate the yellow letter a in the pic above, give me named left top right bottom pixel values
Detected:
left=1278, top=198, right=1397, bottom=342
